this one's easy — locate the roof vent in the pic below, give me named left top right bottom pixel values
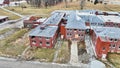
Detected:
left=108, top=19, right=111, bottom=22
left=40, top=25, right=46, bottom=30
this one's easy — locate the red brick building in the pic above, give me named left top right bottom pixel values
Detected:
left=29, top=12, right=65, bottom=48
left=79, top=10, right=120, bottom=29
left=65, top=12, right=86, bottom=41
left=97, top=15, right=120, bottom=28
left=29, top=25, right=58, bottom=48
left=43, top=12, right=65, bottom=26
left=23, top=16, right=46, bottom=29
left=0, top=0, right=10, bottom=6
left=79, top=13, right=104, bottom=28
left=95, top=11, right=119, bottom=16
left=92, top=27, right=120, bottom=59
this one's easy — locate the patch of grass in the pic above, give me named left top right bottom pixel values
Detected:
left=56, top=41, right=70, bottom=63
left=0, top=28, right=28, bottom=56
left=85, top=2, right=120, bottom=11
left=0, top=44, right=27, bottom=56
left=0, top=9, right=20, bottom=20
left=0, top=28, right=12, bottom=35
left=1, top=28, right=28, bottom=44
left=5, top=2, right=80, bottom=15
left=33, top=48, right=55, bottom=62
left=107, top=53, right=120, bottom=68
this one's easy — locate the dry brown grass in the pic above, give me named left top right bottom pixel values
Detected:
left=85, top=2, right=120, bottom=11
left=5, top=1, right=120, bottom=16
left=107, top=53, right=120, bottom=68
left=0, top=28, right=28, bottom=57
left=56, top=41, right=70, bottom=63
left=0, top=9, right=20, bottom=20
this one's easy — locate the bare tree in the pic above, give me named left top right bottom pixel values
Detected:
left=64, top=0, right=68, bottom=8
left=26, top=0, right=30, bottom=4
left=70, top=0, right=73, bottom=2
left=27, top=0, right=63, bottom=8
left=80, top=0, right=86, bottom=10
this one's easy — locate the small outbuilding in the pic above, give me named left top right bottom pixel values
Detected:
left=0, top=0, right=10, bottom=6
left=0, top=16, right=9, bottom=23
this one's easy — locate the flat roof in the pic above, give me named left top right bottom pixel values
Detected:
left=79, top=10, right=100, bottom=14
left=97, top=15, right=120, bottom=23
left=78, top=13, right=104, bottom=24
left=107, top=11, right=119, bottom=15
left=0, top=0, right=4, bottom=4
left=93, top=27, right=120, bottom=40
left=65, top=11, right=86, bottom=29
left=29, top=25, right=58, bottom=37
left=0, top=16, right=8, bottom=19
left=36, top=18, right=47, bottom=22
left=51, top=10, right=72, bottom=15
left=43, top=12, right=65, bottom=25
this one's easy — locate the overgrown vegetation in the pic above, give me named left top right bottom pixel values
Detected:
left=107, top=53, right=120, bottom=68
left=1, top=29, right=28, bottom=44
left=0, top=28, right=12, bottom=35
left=34, top=48, right=55, bottom=62
left=22, top=47, right=55, bottom=62
left=0, top=9, right=20, bottom=20
left=56, top=41, right=70, bottom=63
left=0, top=28, right=28, bottom=57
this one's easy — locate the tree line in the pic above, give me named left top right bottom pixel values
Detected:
left=11, top=0, right=87, bottom=9
left=26, top=0, right=63, bottom=8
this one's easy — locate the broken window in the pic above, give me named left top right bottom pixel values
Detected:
left=119, top=46, right=120, bottom=49
left=39, top=36, right=42, bottom=40
left=81, top=34, right=84, bottom=36
left=46, top=42, right=50, bottom=46
left=67, top=29, right=69, bottom=31
left=115, top=39, right=117, bottom=41
left=79, top=29, right=81, bottom=31
left=112, top=44, right=116, bottom=48
left=110, top=38, right=113, bottom=41
left=40, top=42, right=42, bottom=46
left=46, top=37, right=50, bottom=40
left=32, top=41, right=36, bottom=44
left=31, top=36, right=35, bottom=39
left=67, top=33, right=71, bottom=36
left=102, top=47, right=106, bottom=51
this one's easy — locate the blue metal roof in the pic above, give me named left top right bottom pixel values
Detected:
left=94, top=27, right=120, bottom=39
left=0, top=0, right=4, bottom=4
left=65, top=11, right=86, bottom=29
left=97, top=15, right=120, bottom=23
left=43, top=12, right=65, bottom=25
left=78, top=13, right=104, bottom=24
left=79, top=10, right=101, bottom=14
left=29, top=25, right=58, bottom=37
